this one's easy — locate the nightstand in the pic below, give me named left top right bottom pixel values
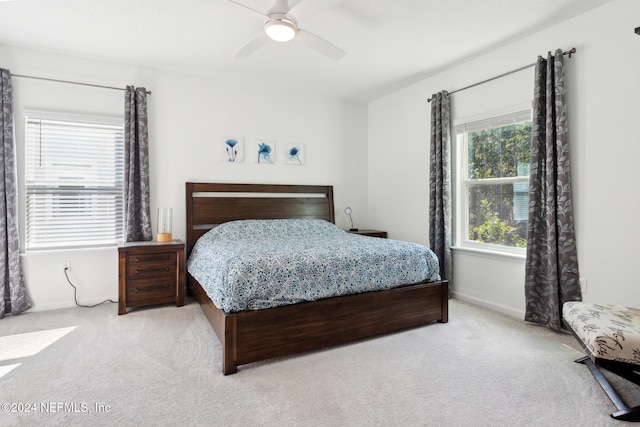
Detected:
left=348, top=229, right=388, bottom=238
left=118, top=240, right=185, bottom=315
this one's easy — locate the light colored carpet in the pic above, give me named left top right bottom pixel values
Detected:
left=0, top=298, right=638, bottom=426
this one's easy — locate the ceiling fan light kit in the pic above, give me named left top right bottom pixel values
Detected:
left=264, top=14, right=297, bottom=42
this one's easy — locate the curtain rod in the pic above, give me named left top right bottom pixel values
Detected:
left=427, top=47, right=576, bottom=102
left=11, top=73, right=152, bottom=95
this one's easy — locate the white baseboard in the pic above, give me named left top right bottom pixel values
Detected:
left=28, top=297, right=117, bottom=312
left=452, top=291, right=525, bottom=320
left=28, top=301, right=76, bottom=312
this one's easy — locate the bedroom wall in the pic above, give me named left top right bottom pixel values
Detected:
left=2, top=44, right=369, bottom=311
left=368, top=0, right=640, bottom=317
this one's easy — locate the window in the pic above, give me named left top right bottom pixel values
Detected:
left=25, top=112, right=125, bottom=250
left=455, top=108, right=532, bottom=253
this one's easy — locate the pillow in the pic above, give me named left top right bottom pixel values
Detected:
left=208, top=219, right=341, bottom=241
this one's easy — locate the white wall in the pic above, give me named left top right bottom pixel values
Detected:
left=369, top=0, right=640, bottom=317
left=7, top=0, right=640, bottom=315
left=2, top=45, right=368, bottom=311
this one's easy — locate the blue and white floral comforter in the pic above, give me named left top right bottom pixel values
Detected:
left=187, top=219, right=441, bottom=313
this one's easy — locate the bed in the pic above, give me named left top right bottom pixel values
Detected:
left=186, top=182, right=449, bottom=374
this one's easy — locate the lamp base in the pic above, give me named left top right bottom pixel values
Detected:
left=157, top=233, right=173, bottom=242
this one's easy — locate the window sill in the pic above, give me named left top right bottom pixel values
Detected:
left=451, top=246, right=525, bottom=263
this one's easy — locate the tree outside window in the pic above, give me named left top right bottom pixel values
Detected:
left=456, top=110, right=532, bottom=251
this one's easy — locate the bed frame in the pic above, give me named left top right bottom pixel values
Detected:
left=186, top=182, right=449, bottom=374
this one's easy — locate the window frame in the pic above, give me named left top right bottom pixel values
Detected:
left=453, top=104, right=532, bottom=255
left=24, top=110, right=125, bottom=252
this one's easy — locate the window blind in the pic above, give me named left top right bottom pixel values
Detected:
left=25, top=115, right=125, bottom=250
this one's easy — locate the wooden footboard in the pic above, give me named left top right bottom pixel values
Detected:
left=190, top=275, right=448, bottom=375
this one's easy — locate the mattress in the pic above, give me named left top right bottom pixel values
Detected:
left=187, top=219, right=441, bottom=312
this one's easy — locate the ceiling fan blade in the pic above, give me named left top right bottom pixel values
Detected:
left=226, top=0, right=269, bottom=19
left=233, top=32, right=270, bottom=59
left=268, top=0, right=291, bottom=15
left=287, top=0, right=342, bottom=21
left=296, top=29, right=346, bottom=60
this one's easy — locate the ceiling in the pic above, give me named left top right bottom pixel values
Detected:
left=0, top=0, right=612, bottom=102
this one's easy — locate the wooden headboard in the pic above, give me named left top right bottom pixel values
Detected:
left=185, top=182, right=335, bottom=257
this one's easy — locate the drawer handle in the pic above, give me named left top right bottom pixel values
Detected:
left=133, top=258, right=171, bottom=262
left=134, top=267, right=170, bottom=275
left=134, top=285, right=170, bottom=292
left=133, top=256, right=171, bottom=264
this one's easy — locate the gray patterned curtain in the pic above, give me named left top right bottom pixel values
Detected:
left=524, top=50, right=581, bottom=331
left=0, top=68, right=30, bottom=318
left=429, top=91, right=452, bottom=285
left=124, top=86, right=152, bottom=242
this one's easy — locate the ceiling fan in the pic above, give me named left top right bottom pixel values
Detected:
left=227, top=0, right=346, bottom=60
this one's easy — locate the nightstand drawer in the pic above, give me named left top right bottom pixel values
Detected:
left=126, top=276, right=176, bottom=303
left=127, top=252, right=177, bottom=279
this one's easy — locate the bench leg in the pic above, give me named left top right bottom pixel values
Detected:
left=612, top=406, right=640, bottom=422
left=576, top=356, right=640, bottom=421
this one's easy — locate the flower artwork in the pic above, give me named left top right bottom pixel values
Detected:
left=284, top=143, right=304, bottom=165
left=226, top=139, right=238, bottom=161
left=256, top=140, right=275, bottom=164
left=222, top=137, right=244, bottom=162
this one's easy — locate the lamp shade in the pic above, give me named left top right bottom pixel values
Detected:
left=344, top=207, right=357, bottom=231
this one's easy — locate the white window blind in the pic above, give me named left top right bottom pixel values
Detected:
left=25, top=113, right=125, bottom=250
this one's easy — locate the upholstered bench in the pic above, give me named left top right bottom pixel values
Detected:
left=563, top=301, right=640, bottom=421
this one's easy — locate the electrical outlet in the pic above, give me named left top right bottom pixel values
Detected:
left=62, top=261, right=71, bottom=271
left=579, top=277, right=587, bottom=293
